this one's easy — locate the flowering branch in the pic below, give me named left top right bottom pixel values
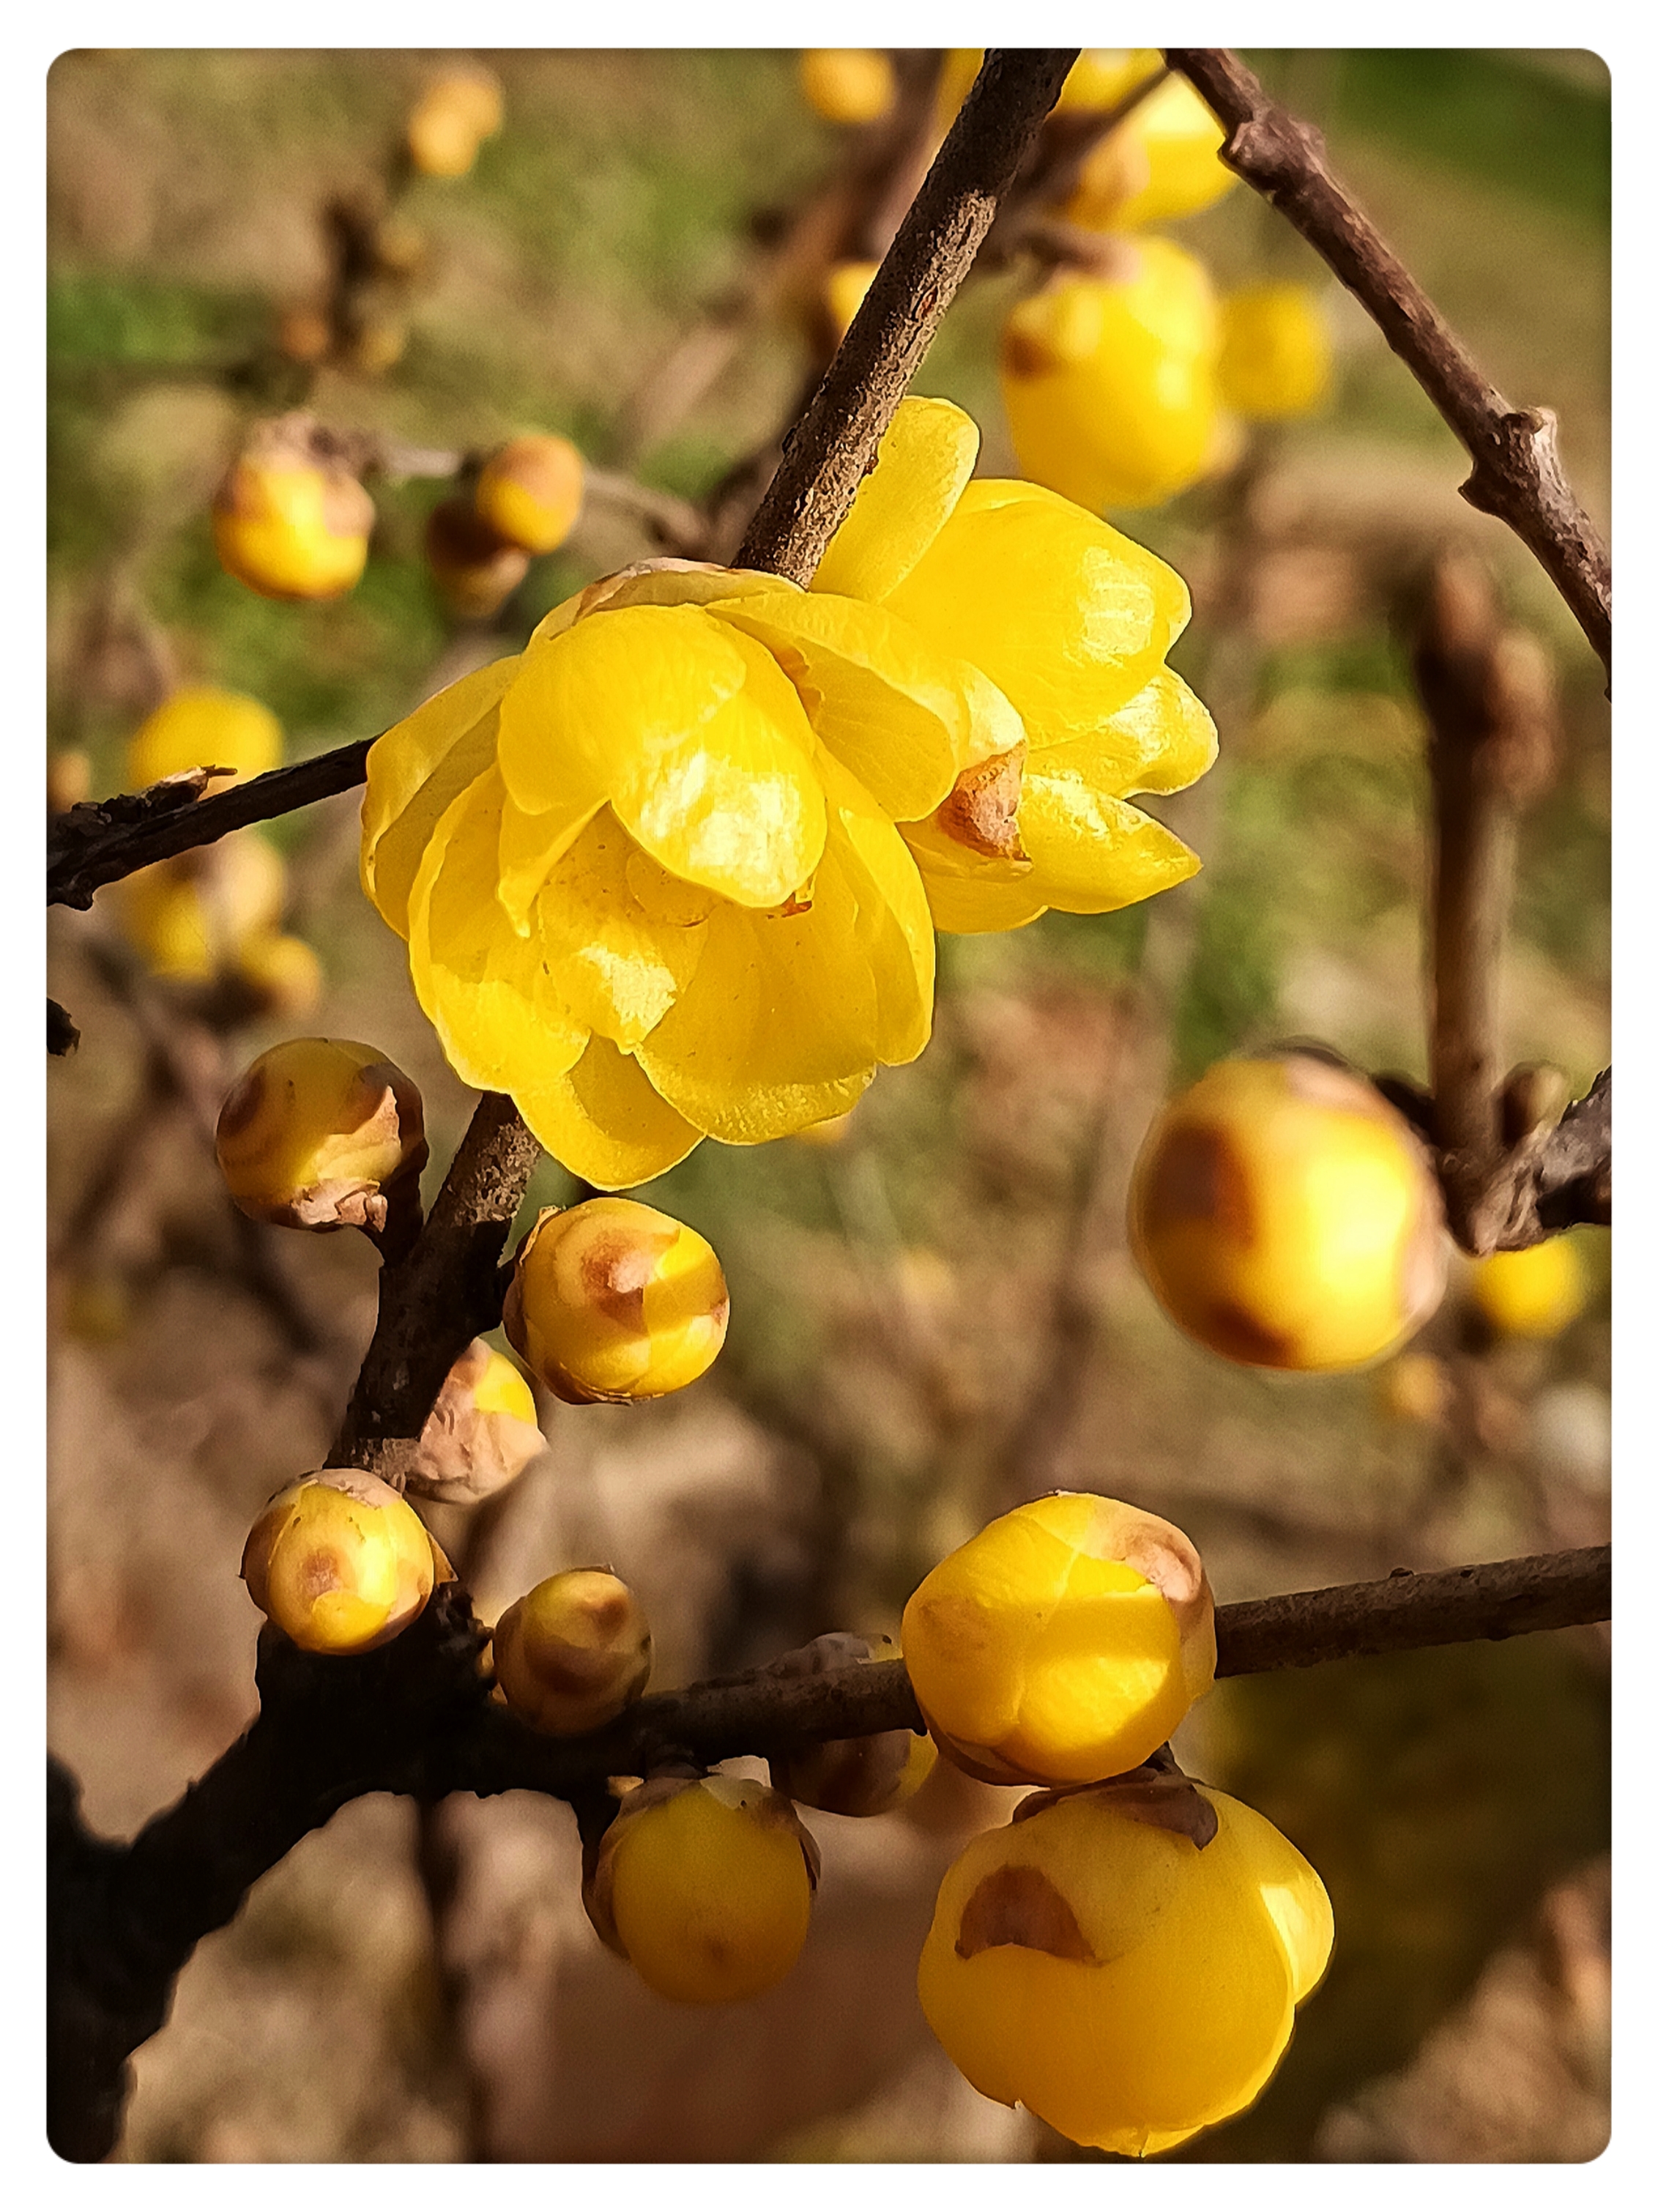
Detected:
left=45, top=1540, right=1607, bottom=2159
left=1166, top=47, right=1610, bottom=676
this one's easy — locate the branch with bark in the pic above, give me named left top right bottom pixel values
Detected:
left=47, top=1541, right=1610, bottom=2160
left=1165, top=48, right=1610, bottom=678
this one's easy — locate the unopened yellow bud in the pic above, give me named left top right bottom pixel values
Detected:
left=215, top=1036, right=427, bottom=1234
left=823, top=259, right=880, bottom=345
left=918, top=1770, right=1332, bottom=2156
left=406, top=65, right=503, bottom=177
left=502, top=1198, right=729, bottom=1405
left=125, top=687, right=283, bottom=793
left=492, top=1567, right=650, bottom=1733
left=902, top=1493, right=1216, bottom=1788
left=768, top=1635, right=937, bottom=1817
left=404, top=1339, right=544, bottom=1505
left=799, top=48, right=895, bottom=127
left=120, top=835, right=286, bottom=981
left=585, top=1773, right=819, bottom=2003
left=1470, top=1237, right=1588, bottom=1339
left=1217, top=283, right=1333, bottom=420
left=241, top=1469, right=438, bottom=1655
left=424, top=495, right=530, bottom=620
left=212, top=419, right=374, bottom=602
left=473, top=434, right=585, bottom=557
left=234, top=929, right=323, bottom=1018
left=1129, top=1053, right=1449, bottom=1371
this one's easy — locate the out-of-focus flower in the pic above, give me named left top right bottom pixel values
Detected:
left=213, top=417, right=373, bottom=602
left=406, top=64, right=504, bottom=177
left=1218, top=283, right=1333, bottom=420
left=125, top=687, right=283, bottom=793
left=1063, top=59, right=1236, bottom=233
left=1000, top=242, right=1221, bottom=513
left=474, top=434, right=585, bottom=556
left=918, top=1767, right=1332, bottom=2155
left=800, top=49, right=895, bottom=127
left=362, top=397, right=1212, bottom=1183
left=119, top=836, right=287, bottom=982
left=1471, top=1237, right=1589, bottom=1339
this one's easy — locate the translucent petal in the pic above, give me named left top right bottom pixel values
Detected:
left=709, top=589, right=968, bottom=821
left=497, top=785, right=606, bottom=937
left=817, top=754, right=935, bottom=1066
left=1031, top=666, right=1217, bottom=798
left=499, top=605, right=827, bottom=909
left=527, top=560, right=802, bottom=647
left=407, top=765, right=587, bottom=1094
left=913, top=858, right=1049, bottom=936
left=1208, top=1789, right=1334, bottom=2004
left=361, top=658, right=519, bottom=938
left=811, top=396, right=980, bottom=602
left=532, top=809, right=708, bottom=1050
left=635, top=842, right=879, bottom=1144
left=513, top=1035, right=702, bottom=1190
left=884, top=480, right=1192, bottom=742
left=1018, top=773, right=1201, bottom=913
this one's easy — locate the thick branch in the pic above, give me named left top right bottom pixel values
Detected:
left=736, top=48, right=1078, bottom=584
left=1167, top=48, right=1610, bottom=675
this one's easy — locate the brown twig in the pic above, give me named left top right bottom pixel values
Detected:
left=736, top=48, right=1079, bottom=584
left=1166, top=48, right=1610, bottom=676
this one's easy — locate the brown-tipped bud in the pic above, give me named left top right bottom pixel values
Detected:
left=583, top=1773, right=819, bottom=2004
left=241, top=1469, right=438, bottom=1655
left=767, top=1634, right=937, bottom=1818
left=423, top=496, right=530, bottom=620
left=215, top=1036, right=427, bottom=1234
left=492, top=1567, right=651, bottom=1734
left=404, top=1340, right=546, bottom=1505
left=502, top=1198, right=729, bottom=1404
left=473, top=434, right=585, bottom=557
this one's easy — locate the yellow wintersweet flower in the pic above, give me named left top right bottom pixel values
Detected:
left=918, top=1769, right=1332, bottom=2156
left=361, top=398, right=1213, bottom=1183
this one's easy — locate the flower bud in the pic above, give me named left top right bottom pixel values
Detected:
left=502, top=1198, right=729, bottom=1404
left=423, top=495, right=530, bottom=620
left=406, top=65, right=503, bottom=177
left=212, top=417, right=374, bottom=602
left=1129, top=1052, right=1449, bottom=1372
left=234, top=928, right=324, bottom=1018
left=1470, top=1237, right=1589, bottom=1339
left=902, top=1493, right=1216, bottom=1788
left=1063, top=69, right=1236, bottom=233
left=402, top=1339, right=545, bottom=1505
left=120, top=835, right=287, bottom=982
left=242, top=1468, right=439, bottom=1655
left=584, top=1773, right=819, bottom=2004
left=492, top=1567, right=650, bottom=1733
left=125, top=687, right=283, bottom=794
left=215, top=1036, right=427, bottom=1234
left=767, top=1634, right=937, bottom=1817
left=799, top=48, right=895, bottom=127
left=1217, top=283, right=1333, bottom=420
left=473, top=434, right=585, bottom=557
left=822, top=259, right=880, bottom=346
left=918, top=1769, right=1332, bottom=2156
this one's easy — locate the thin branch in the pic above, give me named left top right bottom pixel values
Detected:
left=736, top=48, right=1079, bottom=584
left=1166, top=48, right=1610, bottom=675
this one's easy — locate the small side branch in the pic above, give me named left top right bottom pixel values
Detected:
left=1166, top=48, right=1610, bottom=675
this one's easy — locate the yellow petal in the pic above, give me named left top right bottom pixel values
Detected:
left=1018, top=773, right=1200, bottom=913
left=811, top=396, right=980, bottom=602
left=533, top=809, right=708, bottom=1050
left=913, top=859, right=1049, bottom=936
left=884, top=480, right=1192, bottom=741
left=1032, top=666, right=1218, bottom=799
left=497, top=784, right=607, bottom=936
left=709, top=590, right=968, bottom=822
left=499, top=606, right=827, bottom=909
left=635, top=846, right=879, bottom=1144
left=529, top=561, right=803, bottom=646
left=361, top=658, right=520, bottom=939
left=513, top=1035, right=702, bottom=1190
left=1208, top=1790, right=1334, bottom=2005
left=408, top=765, right=587, bottom=1093
left=819, top=754, right=935, bottom=1066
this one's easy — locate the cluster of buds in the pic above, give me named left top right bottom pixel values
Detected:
left=503, top=1197, right=729, bottom=1405
left=899, top=1492, right=1331, bottom=2153
left=116, top=689, right=320, bottom=1014
left=425, top=433, right=585, bottom=621
left=583, top=1772, right=820, bottom=2005
left=212, top=415, right=374, bottom=602
left=215, top=1036, right=428, bottom=1240
left=1129, top=1051, right=1449, bottom=1372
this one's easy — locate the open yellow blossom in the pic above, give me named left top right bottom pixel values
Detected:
left=361, top=398, right=1213, bottom=1184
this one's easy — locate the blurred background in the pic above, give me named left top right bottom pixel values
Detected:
left=47, top=49, right=1610, bottom=2162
